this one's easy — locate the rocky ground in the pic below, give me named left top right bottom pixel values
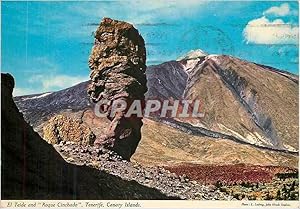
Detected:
left=218, top=177, right=299, bottom=200
left=164, top=163, right=298, bottom=200
left=2, top=73, right=175, bottom=200
left=54, top=141, right=232, bottom=200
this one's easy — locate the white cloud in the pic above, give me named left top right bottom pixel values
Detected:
left=41, top=75, right=88, bottom=89
left=29, top=74, right=88, bottom=90
left=263, top=3, right=297, bottom=17
left=243, top=16, right=298, bottom=44
left=11, top=55, right=89, bottom=96
left=13, top=87, right=41, bottom=97
left=14, top=74, right=88, bottom=96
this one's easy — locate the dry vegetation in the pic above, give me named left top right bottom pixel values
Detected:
left=164, top=163, right=298, bottom=200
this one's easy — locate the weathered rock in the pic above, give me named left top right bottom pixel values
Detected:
left=87, top=17, right=147, bottom=160
left=1, top=73, right=174, bottom=200
left=53, top=142, right=231, bottom=200
left=43, top=115, right=95, bottom=145
left=14, top=52, right=298, bottom=167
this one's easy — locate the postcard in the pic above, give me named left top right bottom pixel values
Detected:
left=1, top=1, right=299, bottom=208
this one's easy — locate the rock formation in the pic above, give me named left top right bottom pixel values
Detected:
left=87, top=17, right=147, bottom=160
left=2, top=73, right=229, bottom=200
left=1, top=73, right=172, bottom=199
left=14, top=51, right=299, bottom=168
left=43, top=115, right=95, bottom=145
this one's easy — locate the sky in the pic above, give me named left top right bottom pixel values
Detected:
left=1, top=0, right=299, bottom=96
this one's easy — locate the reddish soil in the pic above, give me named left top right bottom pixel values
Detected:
left=165, top=164, right=297, bottom=185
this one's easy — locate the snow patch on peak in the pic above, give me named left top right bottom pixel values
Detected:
left=207, top=54, right=219, bottom=58
left=183, top=59, right=201, bottom=73
left=21, top=92, right=52, bottom=101
left=206, top=54, right=221, bottom=64
left=177, top=49, right=208, bottom=61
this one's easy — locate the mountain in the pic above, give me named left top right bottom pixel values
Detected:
left=14, top=50, right=298, bottom=168
left=3, top=73, right=234, bottom=200
left=1, top=73, right=175, bottom=199
left=177, top=49, right=208, bottom=61
left=181, top=54, right=298, bottom=152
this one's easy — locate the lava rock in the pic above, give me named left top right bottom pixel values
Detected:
left=87, top=18, right=147, bottom=160
left=43, top=114, right=95, bottom=145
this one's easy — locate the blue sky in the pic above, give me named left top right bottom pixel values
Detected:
left=1, top=1, right=299, bottom=96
